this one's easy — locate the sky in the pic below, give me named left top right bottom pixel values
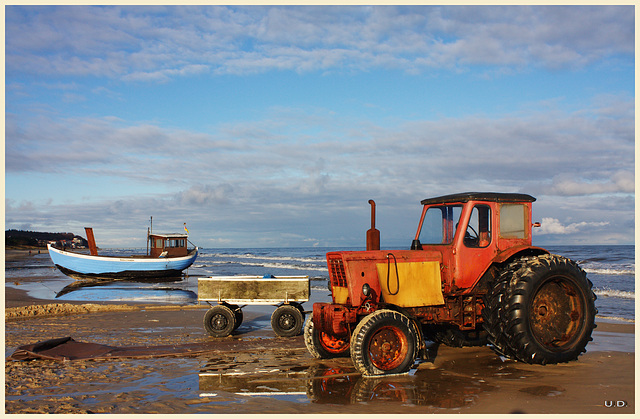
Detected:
left=4, top=5, right=635, bottom=248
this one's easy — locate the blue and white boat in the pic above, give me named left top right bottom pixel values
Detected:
left=47, top=227, right=198, bottom=280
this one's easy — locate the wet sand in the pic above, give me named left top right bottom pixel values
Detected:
left=5, top=249, right=636, bottom=414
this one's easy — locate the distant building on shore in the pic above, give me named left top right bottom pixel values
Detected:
left=5, top=230, right=89, bottom=249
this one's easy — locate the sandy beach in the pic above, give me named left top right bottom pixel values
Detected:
left=5, top=249, right=635, bottom=414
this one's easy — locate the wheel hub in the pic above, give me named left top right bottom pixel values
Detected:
left=531, top=278, right=583, bottom=349
left=280, top=314, right=294, bottom=329
left=320, top=332, right=350, bottom=353
left=368, top=326, right=408, bottom=370
left=213, top=315, right=227, bottom=329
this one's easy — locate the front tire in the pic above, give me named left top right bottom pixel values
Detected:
left=483, top=254, right=597, bottom=364
left=350, top=309, right=419, bottom=376
left=303, top=317, right=350, bottom=359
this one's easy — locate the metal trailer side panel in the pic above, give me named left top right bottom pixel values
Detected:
left=198, top=276, right=309, bottom=304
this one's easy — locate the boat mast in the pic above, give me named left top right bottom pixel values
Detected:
left=147, top=216, right=153, bottom=256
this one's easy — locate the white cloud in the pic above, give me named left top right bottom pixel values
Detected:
left=536, top=217, right=609, bottom=235
left=6, top=97, right=634, bottom=246
left=6, top=95, right=633, bottom=202
left=543, top=171, right=635, bottom=196
left=177, top=184, right=234, bottom=205
left=6, top=5, right=634, bottom=79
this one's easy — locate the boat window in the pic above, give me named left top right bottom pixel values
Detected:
left=419, top=205, right=463, bottom=245
left=167, top=239, right=186, bottom=248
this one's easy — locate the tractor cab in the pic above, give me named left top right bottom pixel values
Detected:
left=409, top=192, right=540, bottom=291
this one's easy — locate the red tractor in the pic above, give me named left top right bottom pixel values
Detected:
left=304, top=193, right=597, bottom=376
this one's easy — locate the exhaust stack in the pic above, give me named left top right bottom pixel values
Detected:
left=366, top=199, right=380, bottom=251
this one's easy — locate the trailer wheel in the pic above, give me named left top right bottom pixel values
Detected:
left=483, top=254, right=597, bottom=364
left=203, top=305, right=237, bottom=337
left=350, top=309, right=419, bottom=376
left=271, top=304, right=305, bottom=337
left=228, top=304, right=243, bottom=330
left=304, top=317, right=350, bottom=359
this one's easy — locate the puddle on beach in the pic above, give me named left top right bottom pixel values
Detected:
left=8, top=269, right=200, bottom=303
left=54, top=281, right=199, bottom=303
left=5, top=334, right=502, bottom=411
left=589, top=330, right=636, bottom=353
left=197, top=363, right=495, bottom=408
left=197, top=346, right=499, bottom=409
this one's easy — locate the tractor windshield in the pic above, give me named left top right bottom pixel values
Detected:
left=418, top=205, right=463, bottom=245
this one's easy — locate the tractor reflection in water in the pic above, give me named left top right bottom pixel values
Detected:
left=198, top=344, right=498, bottom=409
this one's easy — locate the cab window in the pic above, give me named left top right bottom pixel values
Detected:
left=419, top=205, right=462, bottom=245
left=464, top=205, right=491, bottom=248
left=500, top=204, right=526, bottom=238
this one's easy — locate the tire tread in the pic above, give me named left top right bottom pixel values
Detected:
left=483, top=254, right=597, bottom=364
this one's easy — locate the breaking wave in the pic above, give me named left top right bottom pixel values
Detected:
left=209, top=252, right=324, bottom=264
left=583, top=267, right=635, bottom=276
left=594, top=288, right=634, bottom=300
left=205, top=260, right=328, bottom=272
left=596, top=315, right=635, bottom=323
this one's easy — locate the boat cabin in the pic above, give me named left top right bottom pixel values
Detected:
left=149, top=233, right=190, bottom=258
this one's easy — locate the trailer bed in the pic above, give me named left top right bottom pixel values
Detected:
left=198, top=275, right=309, bottom=304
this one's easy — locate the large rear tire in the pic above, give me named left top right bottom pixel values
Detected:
left=483, top=254, right=597, bottom=364
left=350, top=309, right=419, bottom=376
left=303, top=317, right=350, bottom=359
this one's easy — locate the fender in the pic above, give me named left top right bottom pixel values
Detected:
left=493, top=245, right=548, bottom=264
left=463, top=245, right=550, bottom=296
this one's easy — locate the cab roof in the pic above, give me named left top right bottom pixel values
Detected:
left=149, top=233, right=189, bottom=239
left=421, top=192, right=536, bottom=205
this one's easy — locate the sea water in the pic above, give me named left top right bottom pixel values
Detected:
left=6, top=245, right=635, bottom=322
left=546, top=245, right=635, bottom=322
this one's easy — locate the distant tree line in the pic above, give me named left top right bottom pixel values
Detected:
left=5, top=230, right=88, bottom=248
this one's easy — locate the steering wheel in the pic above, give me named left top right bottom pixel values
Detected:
left=465, top=225, right=479, bottom=243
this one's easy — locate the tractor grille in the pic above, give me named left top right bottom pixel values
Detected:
left=328, top=257, right=347, bottom=288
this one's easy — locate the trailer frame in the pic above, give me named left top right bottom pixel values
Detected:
left=198, top=275, right=310, bottom=337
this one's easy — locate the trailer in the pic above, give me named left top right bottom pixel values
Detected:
left=198, top=275, right=309, bottom=337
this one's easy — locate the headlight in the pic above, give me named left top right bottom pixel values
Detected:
left=362, top=283, right=371, bottom=296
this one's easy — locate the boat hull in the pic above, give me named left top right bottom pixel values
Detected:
left=47, top=244, right=198, bottom=280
